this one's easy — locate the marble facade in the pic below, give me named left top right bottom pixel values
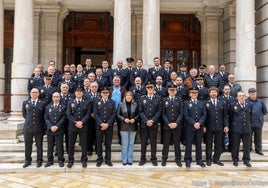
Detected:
left=0, top=0, right=267, bottom=122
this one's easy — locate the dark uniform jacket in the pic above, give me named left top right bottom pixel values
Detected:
left=38, top=85, right=57, bottom=105
left=112, top=68, right=128, bottom=88
left=117, top=102, right=139, bottom=131
left=147, top=67, right=165, bottom=85
left=139, top=95, right=162, bottom=129
left=94, top=98, right=116, bottom=128
left=205, top=98, right=229, bottom=131
left=246, top=98, right=267, bottom=128
left=96, top=76, right=110, bottom=92
left=162, top=96, right=183, bottom=130
left=66, top=99, right=91, bottom=132
left=204, top=74, right=220, bottom=88
left=176, top=86, right=189, bottom=100
left=130, top=68, right=148, bottom=87
left=184, top=100, right=207, bottom=131
left=154, top=86, right=168, bottom=98
left=22, top=100, right=46, bottom=133
left=27, top=77, right=44, bottom=93
left=44, top=102, right=66, bottom=135
left=83, top=67, right=95, bottom=75
left=72, top=73, right=86, bottom=89
left=197, top=86, right=209, bottom=101
left=60, top=92, right=75, bottom=105
left=129, top=85, right=146, bottom=103
left=229, top=101, right=253, bottom=134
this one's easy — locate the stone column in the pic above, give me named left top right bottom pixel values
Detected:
left=199, top=7, right=223, bottom=68
left=234, top=0, right=256, bottom=93
left=113, top=0, right=131, bottom=67
left=142, top=0, right=160, bottom=69
left=9, top=0, right=34, bottom=120
left=0, top=0, right=4, bottom=118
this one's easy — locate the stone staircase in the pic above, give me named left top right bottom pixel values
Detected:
left=0, top=123, right=268, bottom=172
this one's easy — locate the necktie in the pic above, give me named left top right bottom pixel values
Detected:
left=213, top=100, right=216, bottom=107
left=32, top=101, right=35, bottom=106
left=55, top=104, right=58, bottom=108
left=137, top=86, right=140, bottom=91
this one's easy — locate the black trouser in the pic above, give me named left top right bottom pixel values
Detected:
left=184, top=129, right=203, bottom=163
left=68, top=130, right=88, bottom=163
left=95, top=126, right=113, bottom=162
left=24, top=131, right=43, bottom=164
left=117, top=118, right=122, bottom=144
left=87, top=118, right=96, bottom=152
left=231, top=132, right=251, bottom=163
left=162, top=128, right=181, bottom=161
left=140, top=128, right=158, bottom=161
left=63, top=120, right=69, bottom=153
left=251, top=127, right=262, bottom=152
left=205, top=130, right=223, bottom=161
left=47, top=133, right=64, bottom=163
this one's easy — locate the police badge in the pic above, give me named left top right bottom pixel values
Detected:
left=30, top=80, right=33, bottom=83
left=206, top=103, right=210, bottom=108
left=98, top=102, right=101, bottom=105
left=189, top=103, right=192, bottom=108
left=49, top=108, right=52, bottom=112
left=143, top=100, right=146, bottom=104
left=234, top=106, right=238, bottom=111
left=165, top=101, right=168, bottom=106
left=134, top=71, right=137, bottom=75
left=25, top=104, right=29, bottom=109
left=152, top=71, right=155, bottom=74
left=41, top=89, right=44, bottom=93
left=71, top=103, right=75, bottom=108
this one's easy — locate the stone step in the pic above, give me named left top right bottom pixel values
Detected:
left=0, top=150, right=267, bottom=163
left=1, top=142, right=268, bottom=153
left=1, top=162, right=268, bottom=174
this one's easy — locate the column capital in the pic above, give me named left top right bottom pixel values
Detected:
left=223, top=2, right=236, bottom=21
left=203, top=6, right=223, bottom=19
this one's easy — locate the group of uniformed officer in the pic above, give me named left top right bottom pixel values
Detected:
left=22, top=57, right=266, bottom=168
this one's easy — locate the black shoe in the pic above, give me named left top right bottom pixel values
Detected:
left=243, top=161, right=252, bottom=167
left=54, top=152, right=58, bottom=156
left=161, top=160, right=167, bottom=167
left=152, top=160, right=158, bottom=166
left=213, top=160, right=224, bottom=166
left=59, top=162, right=64, bottom=167
left=36, top=162, right=42, bottom=168
left=45, top=162, right=53, bottom=168
left=206, top=159, right=212, bottom=166
left=256, top=151, right=264, bottom=156
left=67, top=162, right=73, bottom=168
left=122, top=163, right=127, bottom=166
left=233, top=161, right=238, bottom=167
left=186, top=162, right=191, bottom=168
left=22, top=162, right=31, bottom=168
left=176, top=161, right=182, bottom=167
left=87, top=151, right=93, bottom=156
left=96, top=161, right=102, bottom=167
left=197, top=161, right=206, bottom=167
left=128, top=162, right=133, bottom=166
left=82, top=161, right=87, bottom=168
left=105, top=161, right=113, bottom=167
left=139, top=160, right=146, bottom=166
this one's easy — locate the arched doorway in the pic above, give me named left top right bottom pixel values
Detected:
left=160, top=14, right=201, bottom=71
left=63, top=12, right=114, bottom=68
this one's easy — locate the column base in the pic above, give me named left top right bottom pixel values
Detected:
left=0, top=120, right=24, bottom=141
left=7, top=112, right=24, bottom=122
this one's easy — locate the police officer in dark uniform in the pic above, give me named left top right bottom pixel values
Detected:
left=38, top=75, right=57, bottom=105
left=205, top=87, right=229, bottom=166
left=85, top=81, right=100, bottom=156
left=59, top=83, right=75, bottom=153
left=196, top=76, right=209, bottom=101
left=161, top=85, right=183, bottom=167
left=94, top=87, right=116, bottom=167
left=66, top=87, right=91, bottom=168
left=22, top=88, right=46, bottom=168
left=147, top=57, right=165, bottom=85
left=27, top=67, right=44, bottom=94
left=112, top=60, right=128, bottom=88
left=44, top=92, right=66, bottom=167
left=130, top=58, right=148, bottom=87
left=184, top=87, right=207, bottom=168
left=139, top=82, right=162, bottom=166
left=229, top=91, right=253, bottom=167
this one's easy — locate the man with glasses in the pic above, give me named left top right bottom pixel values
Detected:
left=22, top=88, right=46, bottom=168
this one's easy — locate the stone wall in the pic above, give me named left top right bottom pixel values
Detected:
left=255, top=0, right=268, bottom=109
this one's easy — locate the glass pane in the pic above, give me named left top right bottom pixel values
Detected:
left=176, top=50, right=189, bottom=69
left=192, top=50, right=199, bottom=68
left=161, top=50, right=174, bottom=66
